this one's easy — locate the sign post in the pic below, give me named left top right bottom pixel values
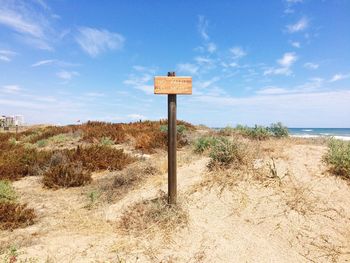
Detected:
left=154, top=72, right=192, bottom=204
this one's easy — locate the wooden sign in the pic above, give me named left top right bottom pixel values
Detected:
left=154, top=76, right=192, bottom=95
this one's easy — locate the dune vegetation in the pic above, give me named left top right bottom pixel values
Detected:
left=0, top=120, right=349, bottom=262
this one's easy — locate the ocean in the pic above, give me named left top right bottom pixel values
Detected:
left=289, top=128, right=350, bottom=141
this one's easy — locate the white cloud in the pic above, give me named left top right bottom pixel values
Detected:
left=264, top=67, right=292, bottom=76
left=75, top=27, right=125, bottom=57
left=278, top=52, right=297, bottom=67
left=207, top=42, right=216, bottom=53
left=257, top=78, right=323, bottom=95
left=264, top=52, right=297, bottom=76
left=85, top=92, right=104, bottom=97
left=0, top=0, right=54, bottom=50
left=291, top=41, right=301, bottom=48
left=123, top=68, right=154, bottom=94
left=330, top=73, right=350, bottom=82
left=194, top=56, right=213, bottom=65
left=256, top=87, right=289, bottom=95
left=0, top=49, right=17, bottom=61
left=197, top=15, right=209, bottom=41
left=192, top=89, right=350, bottom=127
left=31, top=59, right=79, bottom=67
left=31, top=59, right=56, bottom=67
left=286, top=17, right=309, bottom=33
left=177, top=63, right=199, bottom=75
left=56, top=70, right=79, bottom=80
left=132, top=65, right=157, bottom=74
left=2, top=85, right=21, bottom=93
left=195, top=77, right=220, bottom=90
left=304, top=62, right=319, bottom=70
left=230, top=46, right=247, bottom=59
left=128, top=114, right=146, bottom=120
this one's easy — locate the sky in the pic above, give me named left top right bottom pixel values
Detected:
left=0, top=0, right=350, bottom=127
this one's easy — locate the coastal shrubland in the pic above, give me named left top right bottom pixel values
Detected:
left=219, top=122, right=289, bottom=140
left=323, top=139, right=350, bottom=179
left=12, top=120, right=193, bottom=153
left=0, top=120, right=193, bottom=183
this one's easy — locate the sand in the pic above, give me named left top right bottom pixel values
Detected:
left=1, top=139, right=350, bottom=262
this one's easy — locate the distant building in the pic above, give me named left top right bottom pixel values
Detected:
left=0, top=115, right=24, bottom=127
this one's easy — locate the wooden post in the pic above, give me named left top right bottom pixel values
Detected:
left=167, top=71, right=177, bottom=204
left=154, top=72, right=192, bottom=205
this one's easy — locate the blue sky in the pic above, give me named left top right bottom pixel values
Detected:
left=0, top=0, right=349, bottom=127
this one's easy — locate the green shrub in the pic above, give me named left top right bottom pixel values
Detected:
left=194, top=136, right=218, bottom=153
left=323, top=139, right=350, bottom=179
left=248, top=125, right=271, bottom=140
left=50, top=133, right=69, bottom=143
left=208, top=137, right=246, bottom=169
left=99, top=136, right=114, bottom=146
left=8, top=137, right=17, bottom=146
left=0, top=180, right=17, bottom=203
left=177, top=125, right=186, bottom=134
left=36, top=139, right=48, bottom=148
left=269, top=122, right=289, bottom=138
left=220, top=122, right=288, bottom=140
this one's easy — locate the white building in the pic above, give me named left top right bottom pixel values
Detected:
left=0, top=115, right=24, bottom=127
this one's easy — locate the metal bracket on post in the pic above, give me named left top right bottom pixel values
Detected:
left=167, top=71, right=177, bottom=205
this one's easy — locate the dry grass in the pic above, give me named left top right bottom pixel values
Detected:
left=43, top=163, right=92, bottom=189
left=113, top=161, right=159, bottom=188
left=96, top=161, right=160, bottom=203
left=42, top=145, right=135, bottom=189
left=66, top=145, right=135, bottom=171
left=117, top=193, right=188, bottom=237
left=0, top=146, right=52, bottom=181
left=0, top=203, right=36, bottom=230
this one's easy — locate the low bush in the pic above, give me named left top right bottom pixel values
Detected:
left=323, top=139, right=350, bottom=179
left=269, top=122, right=289, bottom=138
left=113, top=162, right=159, bottom=188
left=208, top=137, right=247, bottom=169
left=0, top=146, right=52, bottom=181
left=0, top=202, right=36, bottom=230
left=67, top=145, right=135, bottom=171
left=0, top=180, right=17, bottom=203
left=99, top=136, right=114, bottom=146
left=247, top=125, right=271, bottom=140
left=42, top=145, right=135, bottom=189
left=117, top=194, right=188, bottom=235
left=43, top=163, right=91, bottom=189
left=36, top=139, right=48, bottom=148
left=193, top=136, right=218, bottom=153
